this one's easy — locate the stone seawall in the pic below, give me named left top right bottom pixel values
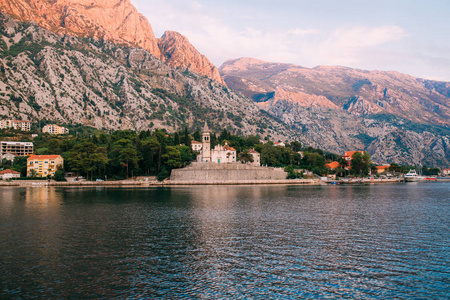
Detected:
left=170, top=162, right=287, bottom=182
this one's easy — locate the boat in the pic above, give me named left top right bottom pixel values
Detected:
left=404, top=169, right=425, bottom=182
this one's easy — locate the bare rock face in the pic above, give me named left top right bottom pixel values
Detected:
left=0, top=0, right=226, bottom=84
left=0, top=0, right=161, bottom=58
left=158, top=31, right=225, bottom=85
left=220, top=57, right=450, bottom=126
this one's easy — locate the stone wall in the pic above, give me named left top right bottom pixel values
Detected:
left=170, top=162, right=287, bottom=182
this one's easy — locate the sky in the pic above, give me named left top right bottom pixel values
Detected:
left=132, top=0, right=450, bottom=81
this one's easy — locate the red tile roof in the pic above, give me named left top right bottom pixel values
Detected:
left=191, top=141, right=202, bottom=144
left=0, top=169, right=20, bottom=175
left=28, top=155, right=61, bottom=160
left=224, top=145, right=236, bottom=151
left=325, top=161, right=340, bottom=169
left=344, top=151, right=364, bottom=158
left=375, top=165, right=390, bottom=169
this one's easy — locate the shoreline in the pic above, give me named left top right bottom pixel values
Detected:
left=2, top=177, right=445, bottom=187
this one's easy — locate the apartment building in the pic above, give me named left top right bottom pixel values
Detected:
left=0, top=141, right=34, bottom=157
left=0, top=119, right=31, bottom=131
left=42, top=124, right=69, bottom=135
left=27, top=155, right=64, bottom=177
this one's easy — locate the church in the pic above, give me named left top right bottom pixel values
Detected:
left=192, top=123, right=237, bottom=164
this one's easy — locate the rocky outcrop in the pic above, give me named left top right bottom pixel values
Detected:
left=158, top=31, right=225, bottom=85
left=0, top=0, right=162, bottom=58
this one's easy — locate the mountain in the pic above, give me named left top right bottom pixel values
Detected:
left=220, top=57, right=450, bottom=126
left=0, top=0, right=161, bottom=57
left=220, top=58, right=450, bottom=167
left=0, top=0, right=224, bottom=84
left=158, top=31, right=225, bottom=85
left=0, top=13, right=295, bottom=140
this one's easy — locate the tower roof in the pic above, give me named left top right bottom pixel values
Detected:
left=203, top=121, right=210, bottom=133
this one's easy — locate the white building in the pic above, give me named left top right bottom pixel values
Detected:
left=0, top=169, right=21, bottom=179
left=274, top=142, right=285, bottom=147
left=248, top=149, right=261, bottom=166
left=1, top=153, right=16, bottom=161
left=211, top=142, right=236, bottom=164
left=191, top=141, right=202, bottom=152
left=196, top=123, right=237, bottom=164
left=0, top=120, right=31, bottom=131
left=443, top=168, right=450, bottom=176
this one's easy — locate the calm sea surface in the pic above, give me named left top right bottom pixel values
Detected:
left=1, top=183, right=449, bottom=299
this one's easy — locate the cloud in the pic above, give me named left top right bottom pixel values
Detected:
left=133, top=0, right=450, bottom=80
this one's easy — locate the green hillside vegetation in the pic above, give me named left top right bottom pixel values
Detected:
left=0, top=127, right=329, bottom=180
left=2, top=126, right=433, bottom=181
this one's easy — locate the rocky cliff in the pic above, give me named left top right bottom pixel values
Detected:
left=0, top=14, right=293, bottom=139
left=0, top=0, right=225, bottom=84
left=220, top=58, right=450, bottom=167
left=158, top=31, right=225, bottom=85
left=0, top=0, right=161, bottom=58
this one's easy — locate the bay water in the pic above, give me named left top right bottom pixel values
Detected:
left=1, top=183, right=449, bottom=298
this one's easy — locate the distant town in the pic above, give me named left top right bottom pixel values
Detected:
left=0, top=118, right=448, bottom=183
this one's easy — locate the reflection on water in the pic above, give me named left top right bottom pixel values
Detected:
left=0, top=184, right=449, bottom=298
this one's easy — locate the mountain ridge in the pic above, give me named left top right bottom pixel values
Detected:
left=0, top=13, right=294, bottom=140
left=220, top=57, right=450, bottom=167
left=0, top=0, right=224, bottom=84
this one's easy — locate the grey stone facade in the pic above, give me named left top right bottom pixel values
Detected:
left=170, top=162, right=287, bottom=182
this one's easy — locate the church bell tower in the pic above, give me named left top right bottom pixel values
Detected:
left=202, top=122, right=211, bottom=162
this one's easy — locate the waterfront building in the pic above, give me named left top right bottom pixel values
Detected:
left=27, top=155, right=63, bottom=177
left=0, top=119, right=31, bottom=131
left=42, top=124, right=69, bottom=135
left=249, top=149, right=261, bottom=166
left=196, top=123, right=237, bottom=163
left=0, top=141, right=34, bottom=157
left=211, top=142, right=236, bottom=164
left=442, top=168, right=450, bottom=176
left=0, top=169, right=21, bottom=179
left=375, top=165, right=390, bottom=174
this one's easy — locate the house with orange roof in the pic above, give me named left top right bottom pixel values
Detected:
left=274, top=142, right=285, bottom=147
left=375, top=165, right=390, bottom=174
left=191, top=140, right=202, bottom=152
left=325, top=161, right=340, bottom=170
left=343, top=151, right=364, bottom=161
left=442, top=168, right=450, bottom=176
left=27, top=155, right=63, bottom=177
left=0, top=169, right=21, bottom=179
